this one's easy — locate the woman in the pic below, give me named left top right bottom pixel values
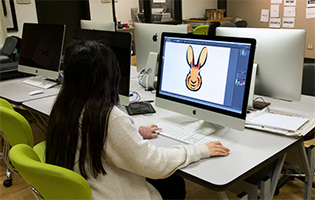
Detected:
left=46, top=40, right=230, bottom=200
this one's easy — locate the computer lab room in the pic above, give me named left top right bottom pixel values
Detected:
left=0, top=0, right=314, bottom=199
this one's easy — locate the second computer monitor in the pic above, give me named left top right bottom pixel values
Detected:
left=18, top=23, right=66, bottom=80
left=216, top=27, right=306, bottom=102
left=134, top=23, right=188, bottom=73
left=73, top=29, right=132, bottom=106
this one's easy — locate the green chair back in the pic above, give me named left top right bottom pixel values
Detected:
left=9, top=144, right=92, bottom=200
left=193, top=25, right=209, bottom=35
left=0, top=102, right=33, bottom=147
left=33, top=141, right=46, bottom=163
left=0, top=98, right=14, bottom=110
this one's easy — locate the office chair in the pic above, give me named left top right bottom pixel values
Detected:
left=208, top=21, right=221, bottom=36
left=220, top=22, right=236, bottom=27
left=0, top=36, right=19, bottom=64
left=33, top=141, right=46, bottom=163
left=0, top=98, right=13, bottom=109
left=235, top=20, right=248, bottom=27
left=302, top=63, right=315, bottom=96
left=9, top=144, right=92, bottom=200
left=192, top=25, right=209, bottom=35
left=0, top=98, right=34, bottom=187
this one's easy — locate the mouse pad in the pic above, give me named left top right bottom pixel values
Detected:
left=126, top=102, right=156, bottom=115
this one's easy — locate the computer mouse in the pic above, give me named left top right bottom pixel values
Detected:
left=29, top=90, right=44, bottom=96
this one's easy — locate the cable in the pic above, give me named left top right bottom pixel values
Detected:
left=254, top=97, right=270, bottom=112
left=129, top=91, right=141, bottom=103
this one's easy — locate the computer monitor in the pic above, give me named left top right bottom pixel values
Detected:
left=134, top=23, right=187, bottom=89
left=80, top=20, right=116, bottom=31
left=73, top=29, right=132, bottom=106
left=135, top=23, right=188, bottom=72
left=155, top=32, right=256, bottom=134
left=216, top=27, right=306, bottom=102
left=18, top=23, right=66, bottom=80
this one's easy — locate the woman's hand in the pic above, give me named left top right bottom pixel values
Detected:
left=139, top=124, right=162, bottom=139
left=205, top=141, right=230, bottom=157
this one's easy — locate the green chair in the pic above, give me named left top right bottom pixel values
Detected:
left=0, top=98, right=13, bottom=109
left=0, top=98, right=34, bottom=187
left=33, top=141, right=46, bottom=163
left=9, top=144, right=92, bottom=200
left=193, top=25, right=209, bottom=35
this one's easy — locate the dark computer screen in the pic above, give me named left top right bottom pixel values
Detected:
left=72, top=29, right=132, bottom=104
left=19, top=23, right=65, bottom=74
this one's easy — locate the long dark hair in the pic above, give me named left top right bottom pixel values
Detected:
left=46, top=40, right=121, bottom=179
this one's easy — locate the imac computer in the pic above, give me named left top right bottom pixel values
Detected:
left=155, top=32, right=256, bottom=134
left=134, top=23, right=187, bottom=89
left=73, top=29, right=132, bottom=106
left=216, top=27, right=306, bottom=102
left=80, top=20, right=116, bottom=32
left=18, top=23, right=66, bottom=80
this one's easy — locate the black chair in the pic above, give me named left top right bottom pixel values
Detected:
left=0, top=36, right=19, bottom=64
left=302, top=63, right=315, bottom=96
left=235, top=20, right=248, bottom=27
left=220, top=22, right=236, bottom=27
left=207, top=21, right=221, bottom=36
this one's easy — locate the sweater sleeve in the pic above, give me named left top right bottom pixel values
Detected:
left=105, top=107, right=210, bottom=179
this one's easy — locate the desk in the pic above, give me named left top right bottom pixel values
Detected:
left=0, top=77, right=60, bottom=105
left=0, top=77, right=60, bottom=130
left=21, top=66, right=315, bottom=199
left=129, top=71, right=315, bottom=199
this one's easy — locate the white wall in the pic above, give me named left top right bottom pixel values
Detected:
left=89, top=0, right=113, bottom=21
left=113, top=0, right=217, bottom=24
left=115, top=0, right=138, bottom=24
left=3, top=0, right=218, bottom=41
left=182, top=0, right=217, bottom=19
left=7, top=0, right=37, bottom=38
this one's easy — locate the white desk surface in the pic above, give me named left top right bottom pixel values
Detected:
left=22, top=95, right=56, bottom=116
left=0, top=77, right=60, bottom=104
left=20, top=66, right=314, bottom=192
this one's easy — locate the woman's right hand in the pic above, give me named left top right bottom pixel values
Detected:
left=205, top=141, right=230, bottom=157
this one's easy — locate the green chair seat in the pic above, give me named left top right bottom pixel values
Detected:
left=9, top=144, right=92, bottom=200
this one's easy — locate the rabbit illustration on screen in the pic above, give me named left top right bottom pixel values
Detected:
left=185, top=45, right=208, bottom=91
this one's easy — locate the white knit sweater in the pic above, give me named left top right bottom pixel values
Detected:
left=74, top=106, right=210, bottom=200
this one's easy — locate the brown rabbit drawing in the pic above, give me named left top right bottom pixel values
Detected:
left=185, top=45, right=208, bottom=91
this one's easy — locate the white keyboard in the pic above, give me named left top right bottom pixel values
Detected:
left=22, top=76, right=57, bottom=89
left=156, top=122, right=217, bottom=145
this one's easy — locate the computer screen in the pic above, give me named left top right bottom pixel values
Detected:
left=216, top=27, right=306, bottom=102
left=155, top=32, right=256, bottom=134
left=80, top=20, right=116, bottom=31
left=18, top=23, right=66, bottom=80
left=73, top=29, right=132, bottom=106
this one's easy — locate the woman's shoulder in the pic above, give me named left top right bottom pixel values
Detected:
left=110, top=106, right=131, bottom=120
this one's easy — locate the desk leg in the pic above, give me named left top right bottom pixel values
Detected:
left=217, top=191, right=229, bottom=200
left=284, top=142, right=313, bottom=200
left=260, top=153, right=286, bottom=199
left=29, top=111, right=48, bottom=131
left=237, top=192, right=248, bottom=200
left=305, top=145, right=314, bottom=200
